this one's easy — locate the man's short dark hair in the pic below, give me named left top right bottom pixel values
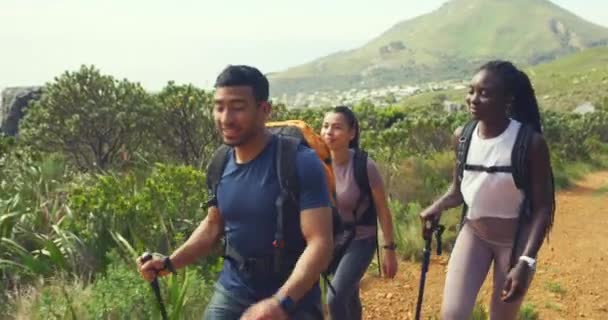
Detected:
left=214, top=65, right=269, bottom=102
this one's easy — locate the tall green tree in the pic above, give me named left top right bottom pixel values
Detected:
left=20, top=65, right=154, bottom=171
left=153, top=82, right=219, bottom=167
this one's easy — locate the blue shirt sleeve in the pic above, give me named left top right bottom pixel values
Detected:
left=296, top=146, right=331, bottom=211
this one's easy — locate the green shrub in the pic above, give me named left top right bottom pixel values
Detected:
left=20, top=279, right=86, bottom=320
left=67, top=163, right=209, bottom=274
left=518, top=303, right=539, bottom=320
left=391, top=201, right=460, bottom=262
left=86, top=252, right=216, bottom=320
left=19, top=65, right=155, bottom=171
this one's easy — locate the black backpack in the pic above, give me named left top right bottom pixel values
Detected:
left=325, top=148, right=381, bottom=273
left=205, top=129, right=353, bottom=284
left=352, top=149, right=379, bottom=227
left=456, top=120, right=535, bottom=267
left=351, top=149, right=382, bottom=275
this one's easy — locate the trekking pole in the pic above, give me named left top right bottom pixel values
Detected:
left=414, top=220, right=445, bottom=320
left=376, top=233, right=382, bottom=277
left=141, top=252, right=169, bottom=320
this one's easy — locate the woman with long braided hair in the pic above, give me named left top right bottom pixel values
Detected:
left=419, top=60, right=556, bottom=319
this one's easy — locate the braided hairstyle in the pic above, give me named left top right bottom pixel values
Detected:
left=478, top=60, right=543, bottom=133
left=479, top=60, right=555, bottom=235
left=332, top=105, right=360, bottom=149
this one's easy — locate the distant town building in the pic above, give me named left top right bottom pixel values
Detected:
left=443, top=100, right=463, bottom=113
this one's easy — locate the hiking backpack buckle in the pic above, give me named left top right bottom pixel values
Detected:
left=273, top=239, right=286, bottom=248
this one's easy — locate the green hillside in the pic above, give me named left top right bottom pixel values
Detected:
left=401, top=46, right=608, bottom=111
left=269, top=0, right=608, bottom=96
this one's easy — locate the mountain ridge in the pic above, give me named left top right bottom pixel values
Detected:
left=269, top=0, right=608, bottom=96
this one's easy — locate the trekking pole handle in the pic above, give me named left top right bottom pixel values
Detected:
left=140, top=252, right=169, bottom=320
left=141, top=252, right=161, bottom=276
left=140, top=252, right=161, bottom=280
left=141, top=252, right=153, bottom=263
left=422, top=219, right=435, bottom=241
left=141, top=252, right=177, bottom=276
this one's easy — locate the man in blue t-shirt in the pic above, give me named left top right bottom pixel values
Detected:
left=138, top=65, right=333, bottom=320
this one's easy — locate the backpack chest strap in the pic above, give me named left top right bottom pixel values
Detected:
left=224, top=242, right=295, bottom=280
left=464, top=164, right=513, bottom=174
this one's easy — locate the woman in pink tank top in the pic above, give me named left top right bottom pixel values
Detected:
left=419, top=61, right=556, bottom=320
left=320, top=106, right=399, bottom=320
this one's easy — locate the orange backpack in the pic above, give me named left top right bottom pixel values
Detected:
left=266, top=120, right=336, bottom=205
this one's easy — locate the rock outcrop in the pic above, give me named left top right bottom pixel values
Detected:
left=0, top=87, right=43, bottom=136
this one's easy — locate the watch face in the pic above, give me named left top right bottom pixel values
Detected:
left=279, top=296, right=296, bottom=312
left=521, top=258, right=535, bottom=271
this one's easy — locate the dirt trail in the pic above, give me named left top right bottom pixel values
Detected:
left=361, top=171, right=608, bottom=320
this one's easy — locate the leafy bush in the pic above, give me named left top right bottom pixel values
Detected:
left=0, top=134, right=16, bottom=159
left=87, top=252, right=217, bottom=320
left=19, top=65, right=154, bottom=171
left=0, top=150, right=82, bottom=283
left=152, top=82, right=220, bottom=167
left=67, top=164, right=209, bottom=274
left=8, top=251, right=219, bottom=320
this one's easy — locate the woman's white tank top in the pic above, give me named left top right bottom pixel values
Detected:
left=461, top=119, right=524, bottom=220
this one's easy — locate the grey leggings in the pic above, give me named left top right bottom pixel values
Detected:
left=441, top=219, right=533, bottom=320
left=327, top=237, right=376, bottom=320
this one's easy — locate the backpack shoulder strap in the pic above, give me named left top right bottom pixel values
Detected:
left=205, top=144, right=231, bottom=207
left=353, top=148, right=379, bottom=228
left=456, top=120, right=478, bottom=232
left=456, top=120, right=479, bottom=182
left=273, top=135, right=300, bottom=272
left=353, top=149, right=370, bottom=196
left=352, top=148, right=382, bottom=276
left=275, top=135, right=300, bottom=197
left=511, top=123, right=535, bottom=191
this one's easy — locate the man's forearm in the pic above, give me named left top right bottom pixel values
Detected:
left=170, top=208, right=223, bottom=270
left=276, top=238, right=332, bottom=302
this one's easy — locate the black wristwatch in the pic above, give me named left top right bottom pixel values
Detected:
left=383, top=242, right=397, bottom=250
left=275, top=295, right=296, bottom=314
left=163, top=256, right=177, bottom=275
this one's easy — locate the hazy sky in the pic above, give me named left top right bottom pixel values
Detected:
left=1, top=0, right=607, bottom=91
